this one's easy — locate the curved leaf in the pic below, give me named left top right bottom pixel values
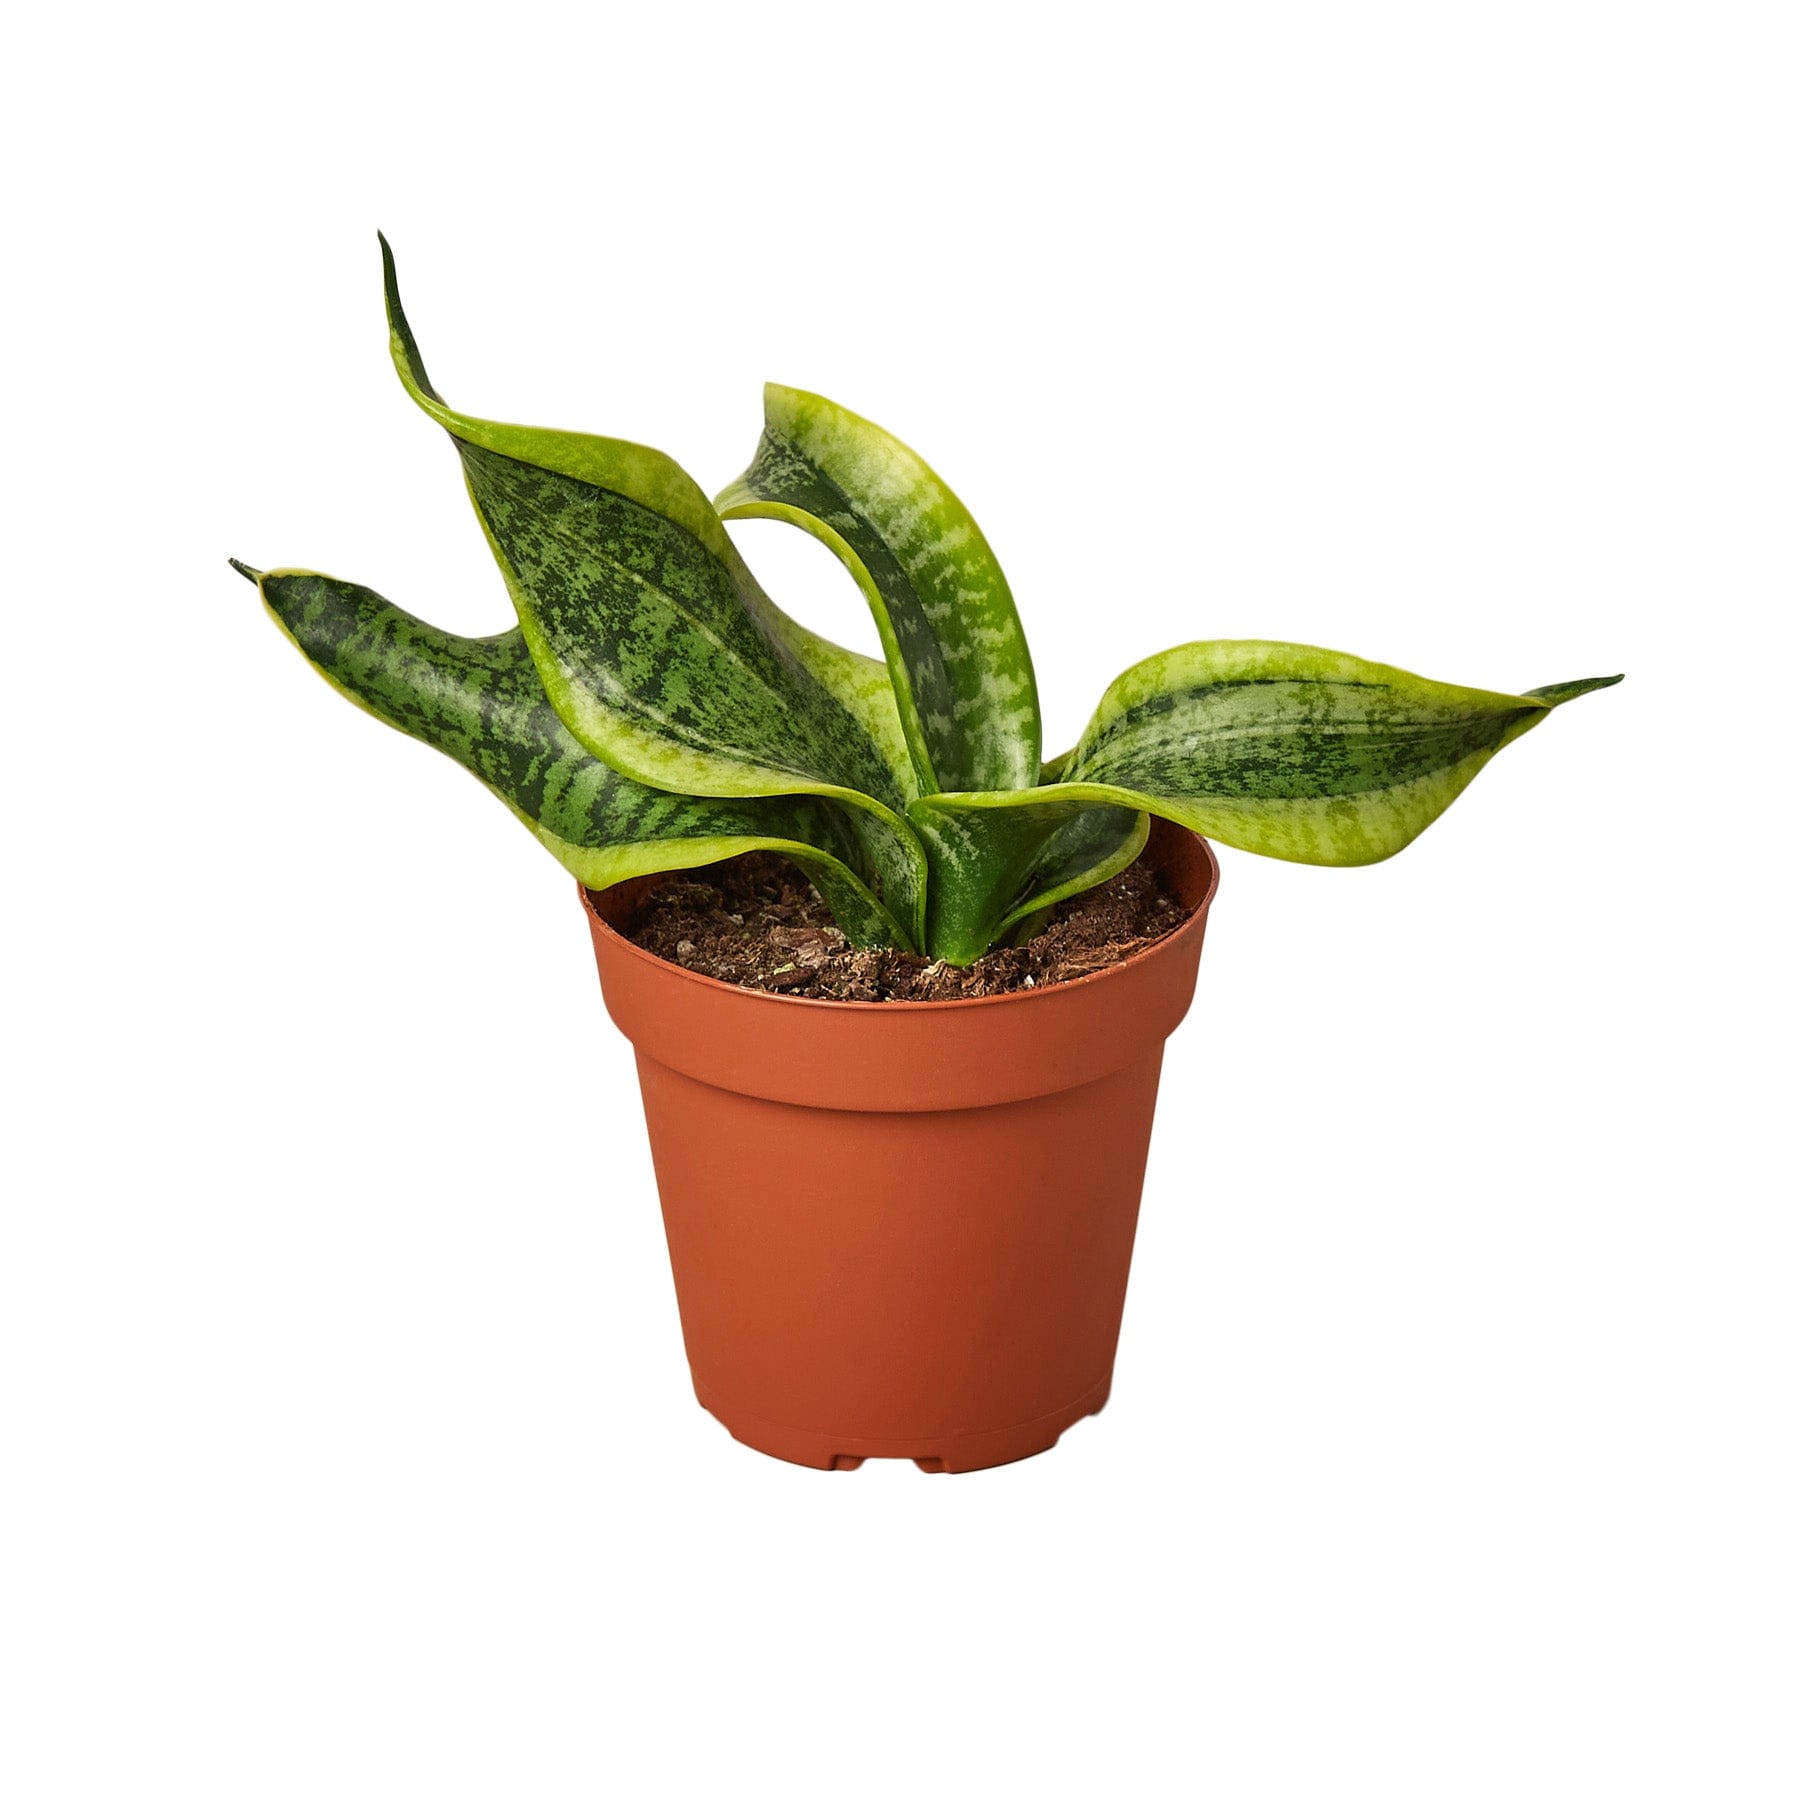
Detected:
left=1059, top=642, right=1622, bottom=864
left=918, top=644, right=1620, bottom=903
left=909, top=645, right=1620, bottom=959
left=244, top=563, right=917, bottom=949
left=908, top=797, right=1149, bottom=964
left=378, top=238, right=918, bottom=820
left=717, top=383, right=1040, bottom=795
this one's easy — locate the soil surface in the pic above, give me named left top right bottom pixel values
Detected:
left=619, top=852, right=1192, bottom=1001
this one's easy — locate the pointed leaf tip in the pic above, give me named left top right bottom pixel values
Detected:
left=378, top=232, right=441, bottom=404
left=1527, top=673, right=1625, bottom=706
left=228, top=558, right=262, bottom=584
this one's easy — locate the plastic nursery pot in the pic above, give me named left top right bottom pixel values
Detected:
left=581, top=819, right=1220, bottom=1475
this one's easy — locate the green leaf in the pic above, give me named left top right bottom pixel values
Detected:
left=245, top=564, right=917, bottom=949
left=908, top=796, right=1149, bottom=964
left=912, top=646, right=1618, bottom=959
left=717, top=383, right=1041, bottom=795
left=1058, top=642, right=1621, bottom=864
left=378, top=238, right=919, bottom=820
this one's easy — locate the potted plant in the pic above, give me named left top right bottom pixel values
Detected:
left=238, top=238, right=1619, bottom=1472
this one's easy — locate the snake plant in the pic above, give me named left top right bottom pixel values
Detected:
left=238, top=239, right=1620, bottom=965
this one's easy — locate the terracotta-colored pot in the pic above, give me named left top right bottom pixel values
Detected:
left=582, top=820, right=1220, bottom=1473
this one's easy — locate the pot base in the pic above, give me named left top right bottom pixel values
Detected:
left=694, top=1375, right=1112, bottom=1473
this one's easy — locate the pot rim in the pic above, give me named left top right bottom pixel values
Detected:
left=580, top=826, right=1219, bottom=1016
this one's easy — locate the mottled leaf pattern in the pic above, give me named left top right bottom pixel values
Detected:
left=247, top=564, right=917, bottom=948
left=1058, top=642, right=1622, bottom=865
left=379, top=239, right=917, bottom=817
left=718, top=385, right=1040, bottom=795
left=243, top=242, right=1622, bottom=970
left=907, top=647, right=1618, bottom=956
left=459, top=445, right=905, bottom=804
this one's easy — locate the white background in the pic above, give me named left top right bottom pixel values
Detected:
left=5, top=3, right=1795, bottom=1795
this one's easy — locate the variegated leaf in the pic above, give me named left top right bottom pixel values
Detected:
left=244, top=563, right=918, bottom=949
left=249, top=242, right=1622, bottom=979
left=911, top=643, right=1619, bottom=958
left=1058, top=642, right=1621, bottom=864
left=717, top=384, right=1040, bottom=795
left=378, top=239, right=920, bottom=822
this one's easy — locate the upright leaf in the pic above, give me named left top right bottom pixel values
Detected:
left=717, top=384, right=1040, bottom=795
left=378, top=238, right=918, bottom=818
left=245, top=564, right=918, bottom=948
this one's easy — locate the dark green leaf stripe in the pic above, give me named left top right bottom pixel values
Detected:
left=244, top=243, right=1623, bottom=973
left=377, top=238, right=918, bottom=822
left=718, top=384, right=1041, bottom=796
left=244, top=564, right=917, bottom=948
left=906, top=644, right=1617, bottom=959
left=923, top=642, right=1619, bottom=877
left=459, top=445, right=906, bottom=801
